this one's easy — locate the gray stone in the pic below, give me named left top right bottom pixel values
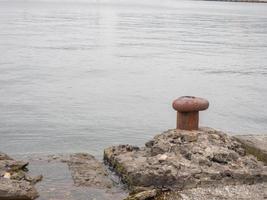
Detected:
left=66, top=153, right=113, bottom=189
left=0, top=178, right=38, bottom=200
left=125, top=189, right=158, bottom=200
left=0, top=152, right=40, bottom=200
left=104, top=128, right=267, bottom=191
left=0, top=160, right=28, bottom=173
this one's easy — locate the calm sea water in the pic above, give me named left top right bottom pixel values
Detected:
left=0, top=0, right=267, bottom=156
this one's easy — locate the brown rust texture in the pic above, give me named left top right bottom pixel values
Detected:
left=177, top=112, right=199, bottom=130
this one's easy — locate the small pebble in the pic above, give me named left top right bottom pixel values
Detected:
left=159, top=154, right=168, bottom=162
left=3, top=172, right=11, bottom=179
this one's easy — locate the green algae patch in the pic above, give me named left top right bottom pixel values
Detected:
left=104, top=146, right=136, bottom=189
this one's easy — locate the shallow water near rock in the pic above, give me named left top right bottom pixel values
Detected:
left=0, top=0, right=267, bottom=157
left=25, top=155, right=127, bottom=200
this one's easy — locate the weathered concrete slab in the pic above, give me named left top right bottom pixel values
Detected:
left=66, top=153, right=113, bottom=189
left=0, top=178, right=38, bottom=200
left=104, top=128, right=267, bottom=191
left=234, top=135, right=267, bottom=164
left=0, top=152, right=40, bottom=200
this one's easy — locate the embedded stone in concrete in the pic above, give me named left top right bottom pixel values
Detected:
left=124, top=189, right=158, bottom=200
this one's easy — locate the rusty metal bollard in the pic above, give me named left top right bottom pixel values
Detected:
left=172, top=96, right=209, bottom=130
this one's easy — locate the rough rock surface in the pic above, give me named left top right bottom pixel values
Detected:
left=234, top=134, right=267, bottom=164
left=0, top=178, right=38, bottom=200
left=66, top=153, right=114, bottom=189
left=125, top=189, right=158, bottom=200
left=104, top=127, right=267, bottom=191
left=0, top=152, right=41, bottom=200
left=156, top=182, right=267, bottom=200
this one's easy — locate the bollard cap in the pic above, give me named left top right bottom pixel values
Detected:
left=172, top=96, right=209, bottom=112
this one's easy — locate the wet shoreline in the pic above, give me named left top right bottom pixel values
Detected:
left=1, top=128, right=266, bottom=200
left=26, top=154, right=128, bottom=200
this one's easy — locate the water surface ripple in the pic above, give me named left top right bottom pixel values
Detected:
left=0, top=0, right=267, bottom=156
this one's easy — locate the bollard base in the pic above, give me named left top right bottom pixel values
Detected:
left=177, top=111, right=199, bottom=130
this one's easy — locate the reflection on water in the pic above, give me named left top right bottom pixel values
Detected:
left=0, top=0, right=267, bottom=156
